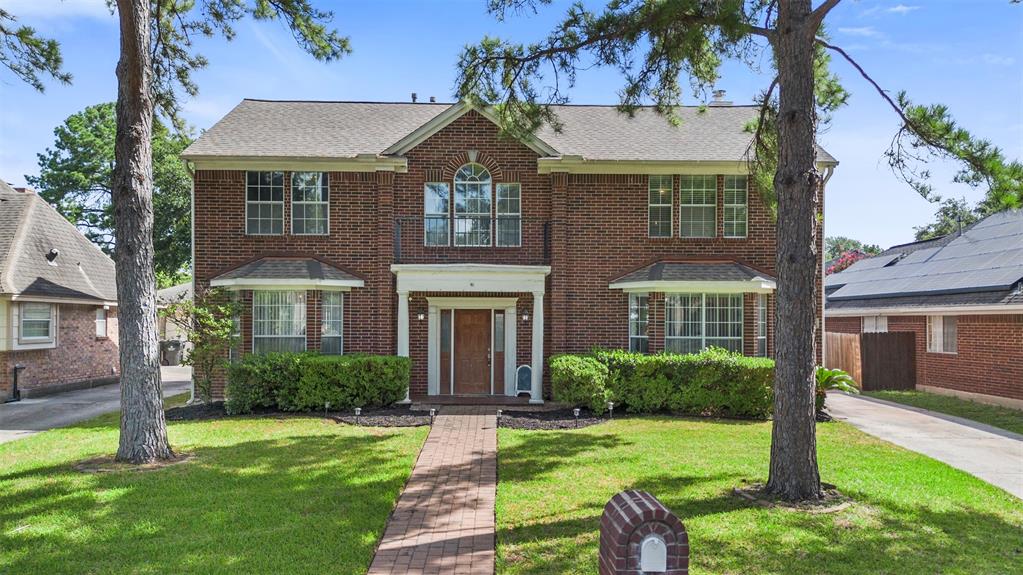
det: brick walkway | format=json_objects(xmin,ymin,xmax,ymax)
[{"xmin": 368, "ymin": 407, "xmax": 497, "ymax": 575}]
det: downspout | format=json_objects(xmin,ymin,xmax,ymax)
[
  {"xmin": 184, "ymin": 159, "xmax": 196, "ymax": 405},
  {"xmin": 818, "ymin": 163, "xmax": 834, "ymax": 364}
]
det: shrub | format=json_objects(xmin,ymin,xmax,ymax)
[
  {"xmin": 815, "ymin": 366, "xmax": 859, "ymax": 411},
  {"xmin": 286, "ymin": 354, "xmax": 410, "ymax": 411},
  {"xmin": 556, "ymin": 348, "xmax": 775, "ymax": 419},
  {"xmin": 549, "ymin": 354, "xmax": 610, "ymax": 413},
  {"xmin": 225, "ymin": 352, "xmax": 307, "ymax": 415},
  {"xmin": 225, "ymin": 352, "xmax": 409, "ymax": 414}
]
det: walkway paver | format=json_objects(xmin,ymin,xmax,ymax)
[
  {"xmin": 369, "ymin": 406, "xmax": 497, "ymax": 575},
  {"xmin": 828, "ymin": 392, "xmax": 1023, "ymax": 499}
]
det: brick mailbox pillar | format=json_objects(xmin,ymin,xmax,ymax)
[{"xmin": 599, "ymin": 490, "xmax": 689, "ymax": 575}]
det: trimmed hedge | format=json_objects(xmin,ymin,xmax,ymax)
[
  {"xmin": 225, "ymin": 352, "xmax": 410, "ymax": 415},
  {"xmin": 552, "ymin": 348, "xmax": 775, "ymax": 419}
]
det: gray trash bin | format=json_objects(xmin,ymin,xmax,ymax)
[{"xmin": 161, "ymin": 340, "xmax": 183, "ymax": 366}]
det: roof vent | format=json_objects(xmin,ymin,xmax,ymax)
[
  {"xmin": 411, "ymin": 92, "xmax": 418, "ymax": 103},
  {"xmin": 429, "ymin": 96, "xmax": 436, "ymax": 103},
  {"xmin": 46, "ymin": 248, "xmax": 59, "ymax": 264},
  {"xmin": 709, "ymin": 89, "xmax": 732, "ymax": 107},
  {"xmin": 13, "ymin": 186, "xmax": 36, "ymax": 194}
]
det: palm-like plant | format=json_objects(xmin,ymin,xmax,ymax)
[{"xmin": 815, "ymin": 367, "xmax": 860, "ymax": 412}]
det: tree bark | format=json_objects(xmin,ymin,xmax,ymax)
[
  {"xmin": 765, "ymin": 0, "xmax": 823, "ymax": 501},
  {"xmin": 113, "ymin": 0, "xmax": 173, "ymax": 463}
]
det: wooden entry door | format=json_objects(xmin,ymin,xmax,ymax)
[{"xmin": 454, "ymin": 309, "xmax": 491, "ymax": 394}]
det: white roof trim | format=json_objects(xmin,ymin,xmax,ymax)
[
  {"xmin": 391, "ymin": 263, "xmax": 551, "ymax": 294},
  {"xmin": 826, "ymin": 304, "xmax": 1023, "ymax": 317},
  {"xmin": 383, "ymin": 101, "xmax": 560, "ymax": 157},
  {"xmin": 210, "ymin": 278, "xmax": 364, "ymax": 290},
  {"xmin": 538, "ymin": 156, "xmax": 837, "ymax": 175},
  {"xmin": 7, "ymin": 294, "xmax": 118, "ymax": 307},
  {"xmin": 183, "ymin": 154, "xmax": 408, "ymax": 173},
  {"xmin": 608, "ymin": 279, "xmax": 776, "ymax": 293}
]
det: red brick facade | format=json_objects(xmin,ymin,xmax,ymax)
[
  {"xmin": 193, "ymin": 110, "xmax": 824, "ymax": 399},
  {"xmin": 0, "ymin": 304, "xmax": 119, "ymax": 397},
  {"xmin": 825, "ymin": 313, "xmax": 1023, "ymax": 402}
]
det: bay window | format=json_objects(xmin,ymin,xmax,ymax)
[
  {"xmin": 756, "ymin": 294, "xmax": 768, "ymax": 357},
  {"xmin": 320, "ymin": 291, "xmax": 343, "ymax": 354},
  {"xmin": 665, "ymin": 293, "xmax": 743, "ymax": 353},
  {"xmin": 252, "ymin": 290, "xmax": 306, "ymax": 353},
  {"xmin": 629, "ymin": 293, "xmax": 649, "ymax": 353}
]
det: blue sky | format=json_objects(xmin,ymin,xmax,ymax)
[{"xmin": 1, "ymin": 0, "xmax": 1020, "ymax": 249}]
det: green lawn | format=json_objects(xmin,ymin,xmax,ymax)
[
  {"xmin": 864, "ymin": 390, "xmax": 1023, "ymax": 435},
  {"xmin": 496, "ymin": 418, "xmax": 1023, "ymax": 575},
  {"xmin": 0, "ymin": 395, "xmax": 428, "ymax": 575}
]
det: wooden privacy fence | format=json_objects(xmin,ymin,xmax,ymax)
[{"xmin": 825, "ymin": 331, "xmax": 916, "ymax": 391}]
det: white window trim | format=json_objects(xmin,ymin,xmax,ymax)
[
  {"xmin": 14, "ymin": 302, "xmax": 57, "ymax": 349},
  {"xmin": 496, "ymin": 183, "xmax": 522, "ymax": 247},
  {"xmin": 679, "ymin": 175, "xmax": 717, "ymax": 238},
  {"xmin": 648, "ymin": 175, "xmax": 672, "ymax": 238},
  {"xmin": 926, "ymin": 315, "xmax": 958, "ymax": 354},
  {"xmin": 290, "ymin": 171, "xmax": 330, "ymax": 236},
  {"xmin": 664, "ymin": 293, "xmax": 744, "ymax": 353},
  {"xmin": 251, "ymin": 290, "xmax": 307, "ymax": 353},
  {"xmin": 424, "ymin": 182, "xmax": 451, "ymax": 246},
  {"xmin": 723, "ymin": 175, "xmax": 748, "ymax": 239},
  {"xmin": 320, "ymin": 291, "xmax": 344, "ymax": 355},
  {"xmin": 453, "ymin": 163, "xmax": 493, "ymax": 247},
  {"xmin": 862, "ymin": 315, "xmax": 888, "ymax": 333},
  {"xmin": 245, "ymin": 171, "xmax": 285, "ymax": 236},
  {"xmin": 629, "ymin": 293, "xmax": 649, "ymax": 352},
  {"xmin": 95, "ymin": 307, "xmax": 109, "ymax": 338}
]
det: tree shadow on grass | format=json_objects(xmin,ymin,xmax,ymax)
[{"xmin": 0, "ymin": 430, "xmax": 422, "ymax": 575}]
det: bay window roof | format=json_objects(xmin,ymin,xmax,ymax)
[
  {"xmin": 609, "ymin": 260, "xmax": 776, "ymax": 293},
  {"xmin": 210, "ymin": 256, "xmax": 364, "ymax": 290}
]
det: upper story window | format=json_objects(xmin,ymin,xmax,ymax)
[
  {"xmin": 454, "ymin": 163, "xmax": 492, "ymax": 246},
  {"xmin": 723, "ymin": 175, "xmax": 748, "ymax": 238},
  {"xmin": 496, "ymin": 183, "xmax": 521, "ymax": 247},
  {"xmin": 926, "ymin": 315, "xmax": 957, "ymax": 354},
  {"xmin": 246, "ymin": 171, "xmax": 284, "ymax": 235},
  {"xmin": 424, "ymin": 182, "xmax": 451, "ymax": 246},
  {"xmin": 679, "ymin": 175, "xmax": 716, "ymax": 238},
  {"xmin": 291, "ymin": 172, "xmax": 329, "ymax": 235},
  {"xmin": 664, "ymin": 293, "xmax": 743, "ymax": 354},
  {"xmin": 648, "ymin": 175, "xmax": 672, "ymax": 238},
  {"xmin": 629, "ymin": 293, "xmax": 649, "ymax": 353},
  {"xmin": 20, "ymin": 302, "xmax": 55, "ymax": 343}
]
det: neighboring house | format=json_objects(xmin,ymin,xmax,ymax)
[
  {"xmin": 157, "ymin": 282, "xmax": 192, "ymax": 344},
  {"xmin": 182, "ymin": 98, "xmax": 835, "ymax": 401},
  {"xmin": 0, "ymin": 181, "xmax": 119, "ymax": 399},
  {"xmin": 826, "ymin": 209, "xmax": 1023, "ymax": 408}
]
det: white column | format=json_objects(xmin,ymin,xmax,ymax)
[
  {"xmin": 530, "ymin": 291, "xmax": 544, "ymax": 404},
  {"xmin": 397, "ymin": 290, "xmax": 411, "ymax": 403}
]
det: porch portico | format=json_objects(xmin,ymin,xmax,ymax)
[{"xmin": 391, "ymin": 264, "xmax": 551, "ymax": 403}]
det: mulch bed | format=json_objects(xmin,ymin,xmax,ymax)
[
  {"xmin": 166, "ymin": 401, "xmax": 228, "ymax": 421},
  {"xmin": 333, "ymin": 407, "xmax": 430, "ymax": 427},
  {"xmin": 498, "ymin": 408, "xmax": 609, "ymax": 430},
  {"xmin": 732, "ymin": 481, "xmax": 852, "ymax": 514}
]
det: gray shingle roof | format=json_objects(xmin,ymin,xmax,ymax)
[
  {"xmin": 612, "ymin": 260, "xmax": 776, "ymax": 284},
  {"xmin": 182, "ymin": 100, "xmax": 837, "ymax": 164},
  {"xmin": 0, "ymin": 182, "xmax": 117, "ymax": 302},
  {"xmin": 157, "ymin": 282, "xmax": 193, "ymax": 306},
  {"xmin": 826, "ymin": 209, "xmax": 1023, "ymax": 307},
  {"xmin": 211, "ymin": 257, "xmax": 362, "ymax": 283}
]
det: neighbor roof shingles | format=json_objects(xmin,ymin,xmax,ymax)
[
  {"xmin": 0, "ymin": 183, "xmax": 117, "ymax": 301},
  {"xmin": 182, "ymin": 100, "xmax": 837, "ymax": 164}
]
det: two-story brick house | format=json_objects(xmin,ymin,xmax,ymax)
[{"xmin": 182, "ymin": 99, "xmax": 834, "ymax": 402}]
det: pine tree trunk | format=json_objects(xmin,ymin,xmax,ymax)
[
  {"xmin": 113, "ymin": 0, "xmax": 173, "ymax": 463},
  {"xmin": 764, "ymin": 0, "xmax": 823, "ymax": 501}
]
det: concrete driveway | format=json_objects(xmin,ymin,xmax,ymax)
[
  {"xmin": 0, "ymin": 366, "xmax": 191, "ymax": 444},
  {"xmin": 827, "ymin": 392, "xmax": 1023, "ymax": 499}
]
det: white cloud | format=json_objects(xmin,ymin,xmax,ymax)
[
  {"xmin": 838, "ymin": 26, "xmax": 880, "ymax": 37},
  {"xmin": 1, "ymin": 0, "xmax": 113, "ymax": 20},
  {"xmin": 982, "ymin": 53, "xmax": 1016, "ymax": 67},
  {"xmin": 887, "ymin": 4, "xmax": 920, "ymax": 15}
]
